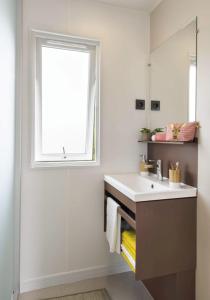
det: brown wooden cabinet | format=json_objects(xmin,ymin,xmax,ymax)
[{"xmin": 104, "ymin": 182, "xmax": 197, "ymax": 300}]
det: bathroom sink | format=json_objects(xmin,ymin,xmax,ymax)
[{"xmin": 104, "ymin": 173, "xmax": 197, "ymax": 202}]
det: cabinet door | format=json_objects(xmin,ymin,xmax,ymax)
[{"xmin": 135, "ymin": 197, "xmax": 196, "ymax": 280}]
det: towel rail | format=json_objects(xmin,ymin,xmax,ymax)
[{"xmin": 118, "ymin": 207, "xmax": 136, "ymax": 230}]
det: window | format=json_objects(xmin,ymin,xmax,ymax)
[{"xmin": 32, "ymin": 31, "xmax": 100, "ymax": 167}]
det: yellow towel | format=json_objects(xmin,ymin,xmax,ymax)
[
  {"xmin": 122, "ymin": 230, "xmax": 136, "ymax": 251},
  {"xmin": 121, "ymin": 252, "xmax": 135, "ymax": 273},
  {"xmin": 121, "ymin": 230, "xmax": 136, "ymax": 273},
  {"xmin": 122, "ymin": 240, "xmax": 135, "ymax": 260}
]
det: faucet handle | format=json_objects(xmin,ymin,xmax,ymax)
[
  {"xmin": 146, "ymin": 160, "xmax": 156, "ymax": 170},
  {"xmin": 148, "ymin": 160, "xmax": 155, "ymax": 166}
]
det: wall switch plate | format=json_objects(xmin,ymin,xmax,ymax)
[
  {"xmin": 151, "ymin": 100, "xmax": 160, "ymax": 111},
  {"xmin": 136, "ymin": 99, "xmax": 145, "ymax": 110}
]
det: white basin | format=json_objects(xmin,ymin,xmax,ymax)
[{"xmin": 104, "ymin": 173, "xmax": 197, "ymax": 202}]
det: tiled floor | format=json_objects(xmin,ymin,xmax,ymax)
[{"xmin": 19, "ymin": 272, "xmax": 152, "ymax": 300}]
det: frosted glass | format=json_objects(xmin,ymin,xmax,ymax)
[{"xmin": 41, "ymin": 46, "xmax": 90, "ymax": 154}]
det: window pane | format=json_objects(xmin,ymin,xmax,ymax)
[{"xmin": 41, "ymin": 46, "xmax": 90, "ymax": 154}]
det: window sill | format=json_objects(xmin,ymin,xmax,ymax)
[{"xmin": 31, "ymin": 160, "xmax": 100, "ymax": 169}]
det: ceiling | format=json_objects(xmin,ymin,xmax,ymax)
[{"xmin": 94, "ymin": 0, "xmax": 163, "ymax": 12}]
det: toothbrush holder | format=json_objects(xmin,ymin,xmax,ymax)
[{"xmin": 169, "ymin": 169, "xmax": 181, "ymax": 188}]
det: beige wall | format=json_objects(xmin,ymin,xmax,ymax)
[
  {"xmin": 151, "ymin": 1, "xmax": 210, "ymax": 299},
  {"xmin": 20, "ymin": 0, "xmax": 149, "ymax": 292}
]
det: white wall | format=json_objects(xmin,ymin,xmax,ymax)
[
  {"xmin": 151, "ymin": 1, "xmax": 210, "ymax": 299},
  {"xmin": 20, "ymin": 0, "xmax": 149, "ymax": 292},
  {"xmin": 0, "ymin": 0, "xmax": 16, "ymax": 299}
]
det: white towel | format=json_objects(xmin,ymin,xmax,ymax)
[
  {"xmin": 106, "ymin": 197, "xmax": 121, "ymax": 254},
  {"xmin": 121, "ymin": 244, "xmax": 136, "ymax": 269}
]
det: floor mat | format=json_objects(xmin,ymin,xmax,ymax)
[{"xmin": 44, "ymin": 289, "xmax": 112, "ymax": 300}]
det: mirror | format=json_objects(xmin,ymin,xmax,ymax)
[{"xmin": 148, "ymin": 19, "xmax": 197, "ymax": 129}]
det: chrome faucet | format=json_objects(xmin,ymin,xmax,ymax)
[{"xmin": 156, "ymin": 160, "xmax": 163, "ymax": 181}]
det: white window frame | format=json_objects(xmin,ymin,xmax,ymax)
[{"xmin": 31, "ymin": 30, "xmax": 100, "ymax": 168}]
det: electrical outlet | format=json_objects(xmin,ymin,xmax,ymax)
[
  {"xmin": 151, "ymin": 100, "xmax": 160, "ymax": 111},
  {"xmin": 136, "ymin": 99, "xmax": 145, "ymax": 110}
]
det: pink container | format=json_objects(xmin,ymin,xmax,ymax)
[
  {"xmin": 155, "ymin": 132, "xmax": 166, "ymax": 141},
  {"xmin": 166, "ymin": 123, "xmax": 181, "ymax": 141},
  {"xmin": 166, "ymin": 122, "xmax": 198, "ymax": 142},
  {"xmin": 178, "ymin": 122, "xmax": 197, "ymax": 141}
]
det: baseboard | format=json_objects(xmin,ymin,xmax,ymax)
[
  {"xmin": 11, "ymin": 290, "xmax": 19, "ymax": 300},
  {"xmin": 20, "ymin": 262, "xmax": 130, "ymax": 293}
]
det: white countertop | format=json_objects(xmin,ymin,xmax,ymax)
[{"xmin": 104, "ymin": 173, "xmax": 197, "ymax": 202}]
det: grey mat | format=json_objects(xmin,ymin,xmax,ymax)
[{"xmin": 45, "ymin": 289, "xmax": 112, "ymax": 300}]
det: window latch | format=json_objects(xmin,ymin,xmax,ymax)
[{"xmin": 62, "ymin": 146, "xmax": 67, "ymax": 159}]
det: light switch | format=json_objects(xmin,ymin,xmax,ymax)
[
  {"xmin": 136, "ymin": 99, "xmax": 145, "ymax": 110},
  {"xmin": 151, "ymin": 100, "xmax": 160, "ymax": 111}
]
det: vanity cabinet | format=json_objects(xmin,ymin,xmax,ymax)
[{"xmin": 104, "ymin": 182, "xmax": 196, "ymax": 300}]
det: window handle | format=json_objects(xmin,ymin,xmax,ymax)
[{"xmin": 62, "ymin": 146, "xmax": 67, "ymax": 159}]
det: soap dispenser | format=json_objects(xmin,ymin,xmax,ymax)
[{"xmin": 140, "ymin": 154, "xmax": 149, "ymax": 176}]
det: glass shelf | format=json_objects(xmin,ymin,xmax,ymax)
[{"xmin": 138, "ymin": 139, "xmax": 197, "ymax": 145}]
